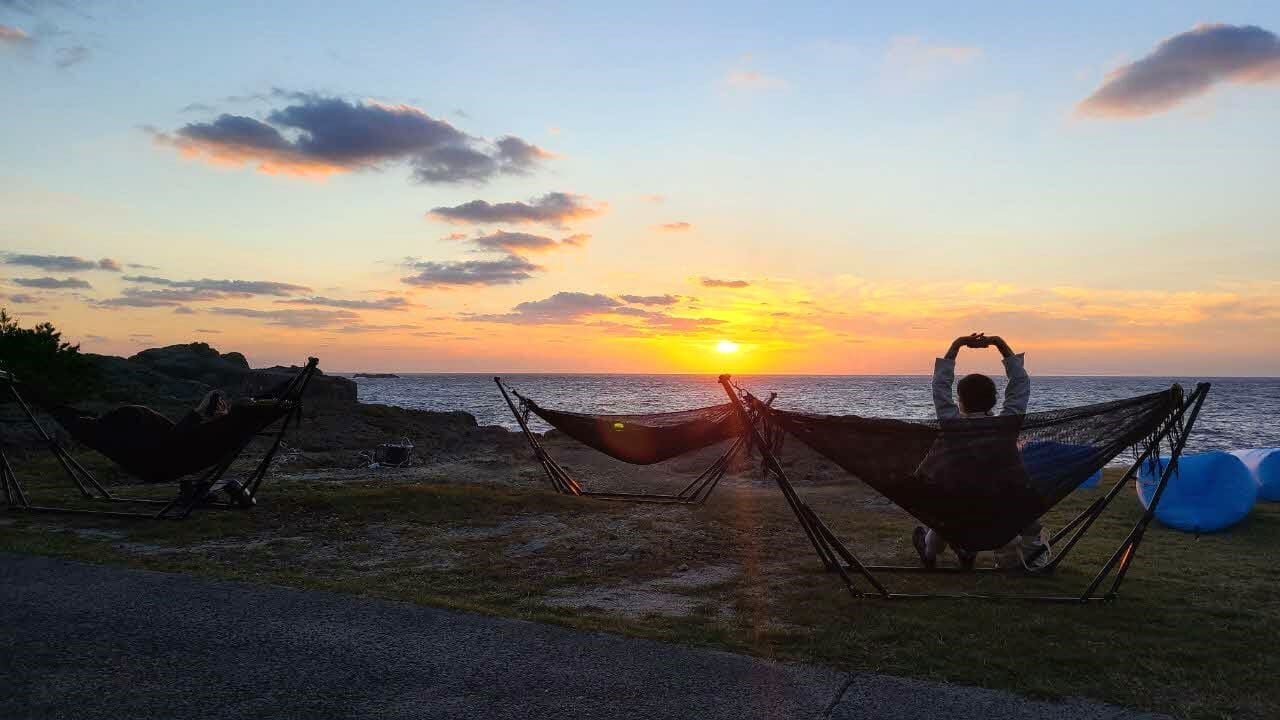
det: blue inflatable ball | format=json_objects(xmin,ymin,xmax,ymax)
[
  {"xmin": 1020, "ymin": 441, "xmax": 1103, "ymax": 490},
  {"xmin": 1136, "ymin": 452, "xmax": 1256, "ymax": 532},
  {"xmin": 1232, "ymin": 449, "xmax": 1280, "ymax": 502}
]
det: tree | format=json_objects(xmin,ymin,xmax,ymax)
[{"xmin": 0, "ymin": 309, "xmax": 98, "ymax": 401}]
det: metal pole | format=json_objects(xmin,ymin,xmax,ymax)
[
  {"xmin": 720, "ymin": 375, "xmax": 889, "ymax": 597},
  {"xmin": 1080, "ymin": 383, "xmax": 1208, "ymax": 600},
  {"xmin": 1105, "ymin": 383, "xmax": 1209, "ymax": 597},
  {"xmin": 495, "ymin": 378, "xmax": 579, "ymax": 495}
]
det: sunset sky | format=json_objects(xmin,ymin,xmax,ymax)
[{"xmin": 2, "ymin": 2, "xmax": 1278, "ymax": 375}]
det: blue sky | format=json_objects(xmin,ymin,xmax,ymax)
[{"xmin": 2, "ymin": 1, "xmax": 1278, "ymax": 374}]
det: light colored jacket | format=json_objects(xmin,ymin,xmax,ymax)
[{"xmin": 932, "ymin": 354, "xmax": 1030, "ymax": 420}]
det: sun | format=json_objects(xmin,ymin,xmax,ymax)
[{"xmin": 715, "ymin": 340, "xmax": 740, "ymax": 354}]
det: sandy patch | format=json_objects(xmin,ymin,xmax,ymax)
[{"xmin": 543, "ymin": 563, "xmax": 740, "ymax": 619}]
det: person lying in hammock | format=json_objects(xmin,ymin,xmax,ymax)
[
  {"xmin": 912, "ymin": 333, "xmax": 1049, "ymax": 571},
  {"xmin": 81, "ymin": 389, "xmax": 230, "ymax": 437}
]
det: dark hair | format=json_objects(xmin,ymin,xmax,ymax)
[{"xmin": 956, "ymin": 373, "xmax": 997, "ymax": 413}]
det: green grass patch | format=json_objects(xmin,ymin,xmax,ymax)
[{"xmin": 1, "ymin": 467, "xmax": 1276, "ymax": 719}]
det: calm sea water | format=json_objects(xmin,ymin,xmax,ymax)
[{"xmin": 345, "ymin": 374, "xmax": 1280, "ymax": 455}]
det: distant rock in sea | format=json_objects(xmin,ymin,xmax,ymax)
[{"xmin": 353, "ymin": 372, "xmax": 400, "ymax": 379}]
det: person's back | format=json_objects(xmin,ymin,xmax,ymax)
[{"xmin": 912, "ymin": 333, "xmax": 1049, "ymax": 570}]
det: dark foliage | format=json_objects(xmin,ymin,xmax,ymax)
[{"xmin": 0, "ymin": 309, "xmax": 99, "ymax": 402}]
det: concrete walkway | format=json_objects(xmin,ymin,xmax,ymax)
[{"xmin": 0, "ymin": 553, "xmax": 1165, "ymax": 719}]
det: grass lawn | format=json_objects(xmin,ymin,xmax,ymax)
[{"xmin": 1, "ymin": 456, "xmax": 1276, "ymax": 720}]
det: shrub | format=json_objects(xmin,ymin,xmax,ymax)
[{"xmin": 0, "ymin": 309, "xmax": 99, "ymax": 401}]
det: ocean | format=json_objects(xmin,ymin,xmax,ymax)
[{"xmin": 346, "ymin": 374, "xmax": 1280, "ymax": 456}]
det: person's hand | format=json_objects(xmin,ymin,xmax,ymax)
[
  {"xmin": 987, "ymin": 335, "xmax": 1014, "ymax": 357},
  {"xmin": 946, "ymin": 333, "xmax": 985, "ymax": 358}
]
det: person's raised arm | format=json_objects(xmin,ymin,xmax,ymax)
[
  {"xmin": 935, "ymin": 334, "xmax": 982, "ymax": 418},
  {"xmin": 988, "ymin": 336, "xmax": 1030, "ymax": 415}
]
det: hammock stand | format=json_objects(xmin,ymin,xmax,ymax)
[
  {"xmin": 717, "ymin": 375, "xmax": 1210, "ymax": 603},
  {"xmin": 495, "ymin": 377, "xmax": 762, "ymax": 505},
  {"xmin": 1, "ymin": 358, "xmax": 319, "ymax": 520}
]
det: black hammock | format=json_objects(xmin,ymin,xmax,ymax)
[
  {"xmin": 719, "ymin": 374, "xmax": 1210, "ymax": 602},
  {"xmin": 753, "ymin": 388, "xmax": 1181, "ymax": 551},
  {"xmin": 47, "ymin": 401, "xmax": 295, "ymax": 484},
  {"xmin": 496, "ymin": 377, "xmax": 752, "ymax": 503},
  {"xmin": 2, "ymin": 358, "xmax": 319, "ymax": 520}
]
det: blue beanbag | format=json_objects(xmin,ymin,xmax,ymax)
[
  {"xmin": 1020, "ymin": 441, "xmax": 1103, "ymax": 489},
  {"xmin": 1232, "ymin": 449, "xmax": 1280, "ymax": 502},
  {"xmin": 1136, "ymin": 452, "xmax": 1256, "ymax": 532}
]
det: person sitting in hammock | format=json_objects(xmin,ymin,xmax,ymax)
[
  {"xmin": 912, "ymin": 332, "xmax": 1048, "ymax": 570},
  {"xmin": 48, "ymin": 389, "xmax": 234, "ymax": 481}
]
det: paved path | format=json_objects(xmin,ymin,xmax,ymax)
[{"xmin": 0, "ymin": 553, "xmax": 1165, "ymax": 720}]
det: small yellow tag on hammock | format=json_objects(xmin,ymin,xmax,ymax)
[{"xmin": 613, "ymin": 421, "xmax": 625, "ymax": 432}]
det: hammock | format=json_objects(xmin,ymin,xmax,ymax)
[
  {"xmin": 762, "ymin": 390, "xmax": 1179, "ymax": 551},
  {"xmin": 523, "ymin": 402, "xmax": 742, "ymax": 465},
  {"xmin": 717, "ymin": 375, "xmax": 1210, "ymax": 602},
  {"xmin": 496, "ymin": 378, "xmax": 753, "ymax": 503},
  {"xmin": 2, "ymin": 358, "xmax": 319, "ymax": 520},
  {"xmin": 47, "ymin": 401, "xmax": 294, "ymax": 484}
]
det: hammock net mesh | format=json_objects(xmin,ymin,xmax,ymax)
[
  {"xmin": 50, "ymin": 402, "xmax": 293, "ymax": 484},
  {"xmin": 525, "ymin": 401, "xmax": 744, "ymax": 466},
  {"xmin": 757, "ymin": 388, "xmax": 1180, "ymax": 551}
]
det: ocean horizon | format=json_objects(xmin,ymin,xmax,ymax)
[{"xmin": 343, "ymin": 373, "xmax": 1280, "ymax": 457}]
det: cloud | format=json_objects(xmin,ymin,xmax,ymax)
[
  {"xmin": 656, "ymin": 221, "xmax": 692, "ymax": 232},
  {"xmin": 333, "ymin": 323, "xmax": 422, "ymax": 333},
  {"xmin": 640, "ymin": 193, "xmax": 666, "ymax": 204},
  {"xmin": 467, "ymin": 291, "xmax": 724, "ymax": 334},
  {"xmin": 97, "ymin": 276, "xmax": 313, "ymax": 308},
  {"xmin": 173, "ymin": 306, "xmax": 196, "ymax": 314},
  {"xmin": 209, "ymin": 307, "xmax": 360, "ymax": 328},
  {"xmin": 194, "ymin": 328, "xmax": 221, "ymax": 333},
  {"xmin": 275, "ymin": 295, "xmax": 409, "ymax": 310},
  {"xmin": 401, "ymin": 256, "xmax": 541, "ymax": 287},
  {"xmin": 619, "ymin": 294, "xmax": 681, "ymax": 306},
  {"xmin": 1077, "ymin": 24, "xmax": 1280, "ymax": 119},
  {"xmin": 427, "ymin": 192, "xmax": 604, "ymax": 227},
  {"xmin": 151, "ymin": 94, "xmax": 551, "ymax": 183},
  {"xmin": 883, "ymin": 36, "xmax": 982, "ymax": 84},
  {"xmin": 54, "ymin": 44, "xmax": 87, "ymax": 68},
  {"xmin": 97, "ymin": 292, "xmax": 191, "ymax": 308},
  {"xmin": 725, "ymin": 68, "xmax": 787, "ymax": 91},
  {"xmin": 469, "ymin": 292, "xmax": 623, "ymax": 324},
  {"xmin": 699, "ymin": 276, "xmax": 750, "ymax": 288},
  {"xmin": 0, "ymin": 24, "xmax": 31, "ymax": 45},
  {"xmin": 12, "ymin": 277, "xmax": 90, "ymax": 289},
  {"xmin": 121, "ymin": 276, "xmax": 310, "ymax": 296},
  {"xmin": 5, "ymin": 293, "xmax": 38, "ymax": 303},
  {"xmin": 463, "ymin": 230, "xmax": 589, "ymax": 255},
  {"xmin": 4, "ymin": 254, "xmax": 121, "ymax": 272}
]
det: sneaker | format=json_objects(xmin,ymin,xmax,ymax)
[
  {"xmin": 912, "ymin": 526, "xmax": 936, "ymax": 569},
  {"xmin": 1018, "ymin": 536, "xmax": 1052, "ymax": 573},
  {"xmin": 224, "ymin": 480, "xmax": 256, "ymax": 509}
]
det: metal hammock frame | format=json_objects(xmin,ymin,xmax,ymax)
[
  {"xmin": 1, "ymin": 358, "xmax": 319, "ymax": 520},
  {"xmin": 717, "ymin": 374, "xmax": 1211, "ymax": 603},
  {"xmin": 496, "ymin": 377, "xmax": 762, "ymax": 505}
]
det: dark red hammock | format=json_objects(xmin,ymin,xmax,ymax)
[
  {"xmin": 754, "ymin": 388, "xmax": 1182, "ymax": 551},
  {"xmin": 48, "ymin": 401, "xmax": 294, "ymax": 484},
  {"xmin": 523, "ymin": 401, "xmax": 743, "ymax": 465}
]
